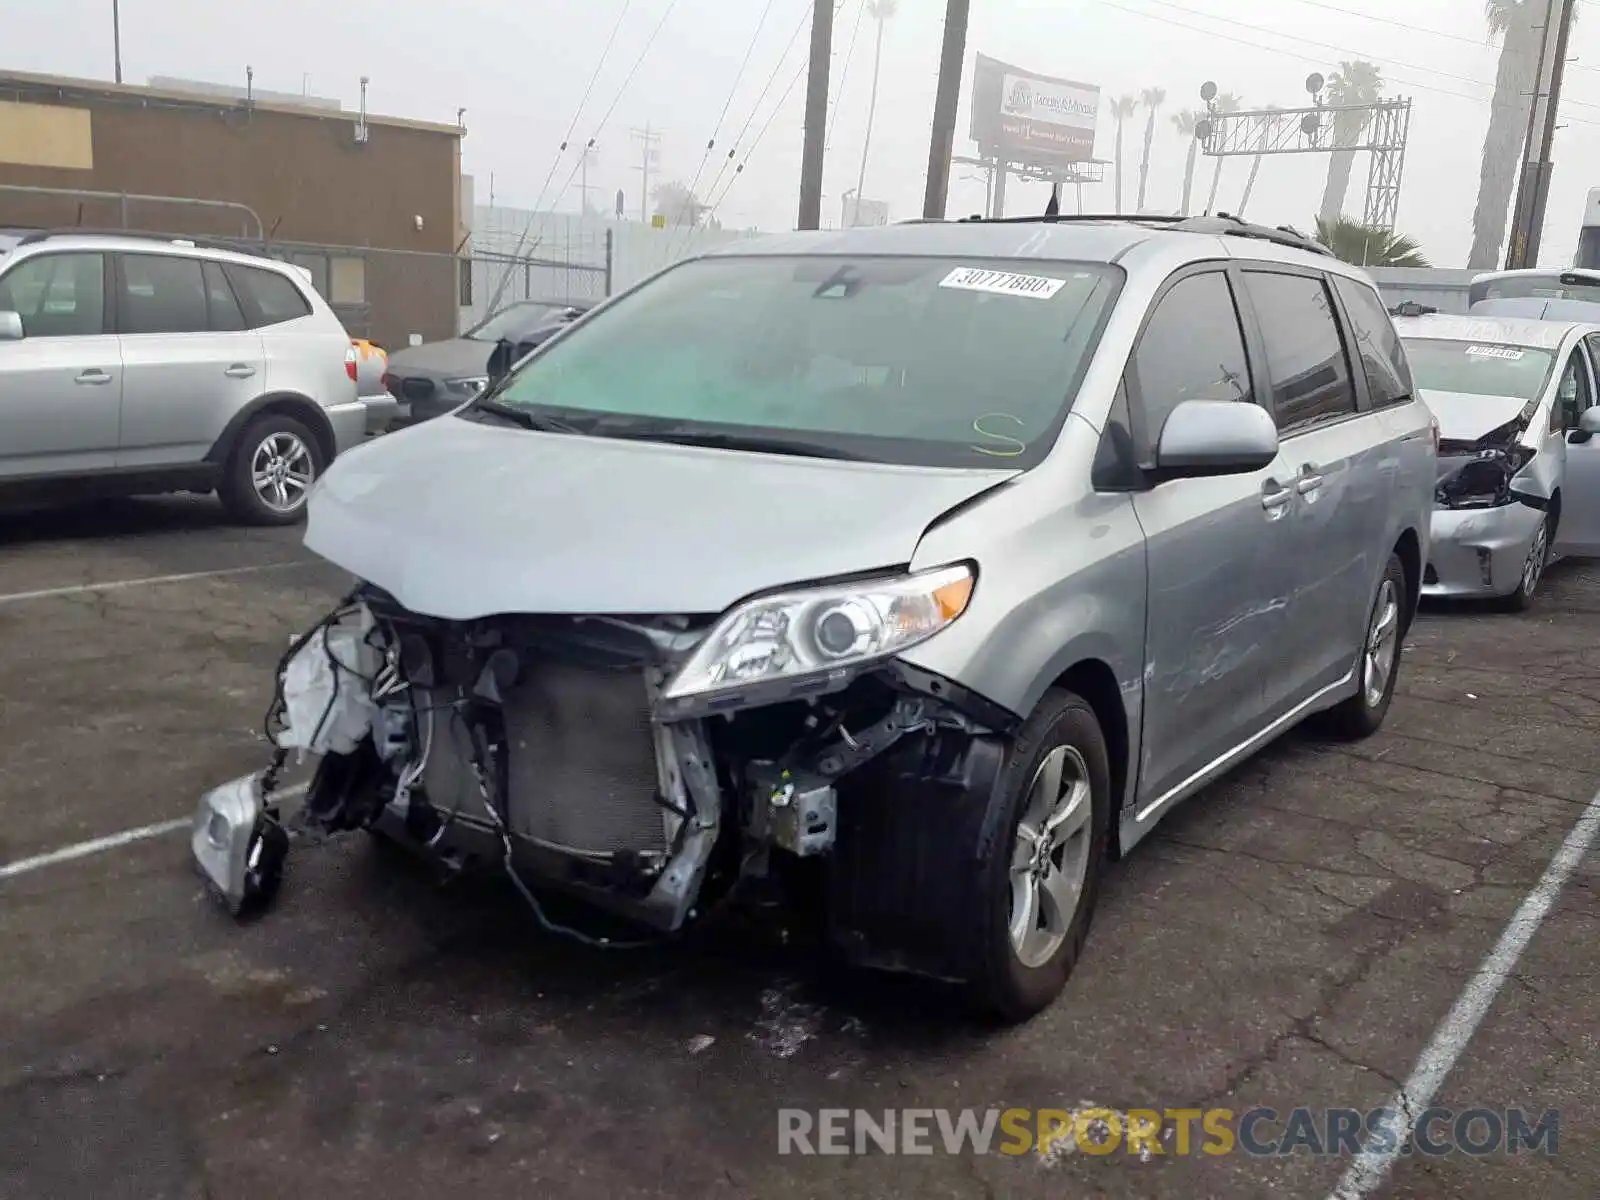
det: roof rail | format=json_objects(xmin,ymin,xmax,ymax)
[
  {"xmin": 15, "ymin": 228, "xmax": 261, "ymax": 254},
  {"xmin": 933, "ymin": 209, "xmax": 1334, "ymax": 257}
]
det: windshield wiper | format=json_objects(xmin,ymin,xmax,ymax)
[
  {"xmin": 596, "ymin": 424, "xmax": 869, "ymax": 461},
  {"xmin": 466, "ymin": 398, "xmax": 589, "ymax": 434}
]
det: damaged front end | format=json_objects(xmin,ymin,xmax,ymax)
[
  {"xmin": 1434, "ymin": 407, "xmax": 1549, "ymax": 513},
  {"xmin": 194, "ymin": 564, "xmax": 1012, "ymax": 974}
]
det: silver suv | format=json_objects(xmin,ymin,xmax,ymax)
[
  {"xmin": 194, "ymin": 215, "xmax": 1437, "ymax": 1022},
  {"xmin": 0, "ymin": 231, "xmax": 365, "ymax": 524}
]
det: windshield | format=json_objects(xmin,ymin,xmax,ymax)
[
  {"xmin": 1469, "ymin": 272, "xmax": 1600, "ymax": 306},
  {"xmin": 464, "ymin": 302, "xmax": 566, "ymax": 342},
  {"xmin": 1401, "ymin": 337, "xmax": 1557, "ymax": 401},
  {"xmin": 484, "ymin": 254, "xmax": 1123, "ymax": 468}
]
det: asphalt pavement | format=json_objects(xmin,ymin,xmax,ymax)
[{"xmin": 0, "ymin": 495, "xmax": 1595, "ymax": 1200}]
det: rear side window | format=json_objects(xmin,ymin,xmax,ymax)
[
  {"xmin": 1127, "ymin": 269, "xmax": 1253, "ymax": 457},
  {"xmin": 0, "ymin": 252, "xmax": 105, "ymax": 337},
  {"xmin": 1240, "ymin": 270, "xmax": 1358, "ymax": 433},
  {"xmin": 226, "ymin": 264, "xmax": 313, "ymax": 327},
  {"xmin": 118, "ymin": 254, "xmax": 208, "ymax": 335},
  {"xmin": 202, "ymin": 261, "xmax": 247, "ymax": 332},
  {"xmin": 1332, "ymin": 275, "xmax": 1413, "ymax": 408}
]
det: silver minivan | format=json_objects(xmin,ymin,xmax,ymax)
[
  {"xmin": 0, "ymin": 230, "xmax": 365, "ymax": 524},
  {"xmin": 195, "ymin": 216, "xmax": 1436, "ymax": 1021}
]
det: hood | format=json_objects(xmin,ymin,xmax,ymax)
[
  {"xmin": 383, "ymin": 338, "xmax": 493, "ymax": 379},
  {"xmin": 303, "ymin": 416, "xmax": 1019, "ymax": 619},
  {"xmin": 1419, "ymin": 390, "xmax": 1535, "ymax": 445}
]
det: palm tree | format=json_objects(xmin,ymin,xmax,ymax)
[
  {"xmin": 1171, "ymin": 109, "xmax": 1203, "ymax": 215},
  {"xmin": 852, "ymin": 0, "xmax": 898, "ymax": 220},
  {"xmin": 1470, "ymin": 2, "xmax": 1576, "ymax": 268},
  {"xmin": 1110, "ymin": 94, "xmax": 1139, "ymax": 214},
  {"xmin": 1318, "ymin": 61, "xmax": 1384, "ymax": 224},
  {"xmin": 1136, "ymin": 87, "xmax": 1166, "ymax": 213},
  {"xmin": 1238, "ymin": 106, "xmax": 1284, "ymax": 217},
  {"xmin": 1204, "ymin": 92, "xmax": 1241, "ymax": 214},
  {"xmin": 1315, "ymin": 215, "xmax": 1429, "ymax": 267}
]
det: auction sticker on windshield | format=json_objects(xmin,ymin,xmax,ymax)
[
  {"xmin": 939, "ymin": 267, "xmax": 1069, "ymax": 299},
  {"xmin": 1464, "ymin": 345, "xmax": 1527, "ymax": 360}
]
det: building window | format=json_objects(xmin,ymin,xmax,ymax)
[{"xmin": 330, "ymin": 255, "xmax": 367, "ymax": 306}]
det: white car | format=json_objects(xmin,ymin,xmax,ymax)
[{"xmin": 1395, "ymin": 312, "xmax": 1600, "ymax": 608}]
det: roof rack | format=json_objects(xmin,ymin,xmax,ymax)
[
  {"xmin": 14, "ymin": 228, "xmax": 260, "ymax": 254},
  {"xmin": 933, "ymin": 209, "xmax": 1333, "ymax": 257},
  {"xmin": 1389, "ymin": 301, "xmax": 1438, "ymax": 317}
]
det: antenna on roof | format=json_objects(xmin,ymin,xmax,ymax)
[{"xmin": 1044, "ymin": 183, "xmax": 1060, "ymax": 217}]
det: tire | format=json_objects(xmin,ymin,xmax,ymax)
[
  {"xmin": 219, "ymin": 412, "xmax": 325, "ymax": 526},
  {"xmin": 1495, "ymin": 514, "xmax": 1549, "ymax": 613},
  {"xmin": 1319, "ymin": 552, "xmax": 1407, "ymax": 741},
  {"xmin": 969, "ymin": 687, "xmax": 1111, "ymax": 1023}
]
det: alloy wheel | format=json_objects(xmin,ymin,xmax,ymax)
[
  {"xmin": 1521, "ymin": 520, "xmax": 1549, "ymax": 600},
  {"xmin": 250, "ymin": 431, "xmax": 315, "ymax": 514},
  {"xmin": 1362, "ymin": 577, "xmax": 1401, "ymax": 709},
  {"xmin": 1008, "ymin": 745, "xmax": 1095, "ymax": 969}
]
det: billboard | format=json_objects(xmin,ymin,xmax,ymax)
[{"xmin": 969, "ymin": 53, "xmax": 1099, "ymax": 164}]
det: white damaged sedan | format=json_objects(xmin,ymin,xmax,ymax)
[{"xmin": 1395, "ymin": 313, "xmax": 1600, "ymax": 609}]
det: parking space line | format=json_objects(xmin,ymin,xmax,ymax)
[
  {"xmin": 1328, "ymin": 785, "xmax": 1600, "ymax": 1199},
  {"xmin": 0, "ymin": 560, "xmax": 318, "ymax": 607},
  {"xmin": 0, "ymin": 783, "xmax": 308, "ymax": 881}
]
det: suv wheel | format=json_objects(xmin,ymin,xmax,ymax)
[
  {"xmin": 971, "ymin": 687, "xmax": 1110, "ymax": 1023},
  {"xmin": 221, "ymin": 413, "xmax": 324, "ymax": 526},
  {"xmin": 1319, "ymin": 552, "xmax": 1406, "ymax": 740}
]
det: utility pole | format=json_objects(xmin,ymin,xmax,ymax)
[
  {"xmin": 631, "ymin": 125, "xmax": 661, "ymax": 223},
  {"xmin": 578, "ymin": 143, "xmax": 598, "ymax": 215},
  {"xmin": 797, "ymin": 0, "xmax": 834, "ymax": 230},
  {"xmin": 922, "ymin": 0, "xmax": 972, "ymax": 219},
  {"xmin": 1506, "ymin": 0, "xmax": 1576, "ymax": 269},
  {"xmin": 111, "ymin": 0, "xmax": 123, "ymax": 84}
]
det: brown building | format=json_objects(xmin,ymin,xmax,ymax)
[{"xmin": 0, "ymin": 69, "xmax": 466, "ymax": 348}]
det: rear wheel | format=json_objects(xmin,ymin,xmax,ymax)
[
  {"xmin": 969, "ymin": 688, "xmax": 1110, "ymax": 1023},
  {"xmin": 1319, "ymin": 552, "xmax": 1406, "ymax": 740},
  {"xmin": 1496, "ymin": 515, "xmax": 1549, "ymax": 613},
  {"xmin": 220, "ymin": 413, "xmax": 324, "ymax": 526}
]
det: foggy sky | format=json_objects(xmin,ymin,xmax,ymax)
[{"xmin": 11, "ymin": 0, "xmax": 1600, "ymax": 268}]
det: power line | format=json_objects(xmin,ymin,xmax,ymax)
[
  {"xmin": 706, "ymin": 52, "xmax": 811, "ymax": 217},
  {"xmin": 680, "ymin": 0, "xmax": 782, "ymax": 211},
  {"xmin": 1093, "ymin": 0, "xmax": 1600, "ymax": 127},
  {"xmin": 826, "ymin": 0, "xmax": 868, "ymax": 149}
]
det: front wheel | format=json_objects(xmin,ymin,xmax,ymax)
[
  {"xmin": 1496, "ymin": 515, "xmax": 1549, "ymax": 613},
  {"xmin": 970, "ymin": 688, "xmax": 1110, "ymax": 1023},
  {"xmin": 1318, "ymin": 551, "xmax": 1407, "ymax": 741}
]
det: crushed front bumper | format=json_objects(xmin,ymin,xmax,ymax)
[{"xmin": 1422, "ymin": 503, "xmax": 1544, "ymax": 599}]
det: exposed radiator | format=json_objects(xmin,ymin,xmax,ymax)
[{"xmin": 420, "ymin": 659, "xmax": 668, "ymax": 858}]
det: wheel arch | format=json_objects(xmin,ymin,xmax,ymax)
[
  {"xmin": 207, "ymin": 392, "xmax": 338, "ymax": 470},
  {"xmin": 1393, "ymin": 525, "xmax": 1423, "ymax": 633},
  {"xmin": 1045, "ymin": 657, "xmax": 1131, "ymax": 861}
]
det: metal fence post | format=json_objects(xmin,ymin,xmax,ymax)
[{"xmin": 605, "ymin": 228, "xmax": 614, "ymax": 296}]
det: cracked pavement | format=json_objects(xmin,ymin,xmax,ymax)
[{"xmin": 0, "ymin": 496, "xmax": 1596, "ymax": 1199}]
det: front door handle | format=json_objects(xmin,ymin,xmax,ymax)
[
  {"xmin": 1296, "ymin": 473, "xmax": 1325, "ymax": 494},
  {"xmin": 74, "ymin": 369, "xmax": 112, "ymax": 385},
  {"xmin": 224, "ymin": 364, "xmax": 257, "ymax": 379}
]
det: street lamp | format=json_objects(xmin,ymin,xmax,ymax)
[{"xmin": 112, "ymin": 0, "xmax": 123, "ymax": 83}]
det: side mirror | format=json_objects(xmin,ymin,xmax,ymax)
[
  {"xmin": 0, "ymin": 311, "xmax": 23, "ymax": 341},
  {"xmin": 1154, "ymin": 399, "xmax": 1279, "ymax": 479},
  {"xmin": 1570, "ymin": 406, "xmax": 1600, "ymax": 444}
]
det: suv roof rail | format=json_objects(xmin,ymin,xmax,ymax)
[
  {"xmin": 926, "ymin": 209, "xmax": 1335, "ymax": 257},
  {"xmin": 14, "ymin": 228, "xmax": 262, "ymax": 254}
]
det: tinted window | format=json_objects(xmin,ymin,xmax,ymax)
[
  {"xmin": 1332, "ymin": 275, "xmax": 1412, "ymax": 407},
  {"xmin": 1556, "ymin": 351, "xmax": 1592, "ymax": 431},
  {"xmin": 203, "ymin": 261, "xmax": 246, "ymax": 332},
  {"xmin": 491, "ymin": 256, "xmax": 1123, "ymax": 469},
  {"xmin": 1241, "ymin": 271, "xmax": 1358, "ymax": 432},
  {"xmin": 230, "ymin": 265, "xmax": 312, "ymax": 326},
  {"xmin": 0, "ymin": 252, "xmax": 105, "ymax": 337},
  {"xmin": 119, "ymin": 254, "xmax": 207, "ymax": 334},
  {"xmin": 1127, "ymin": 270, "xmax": 1252, "ymax": 454}
]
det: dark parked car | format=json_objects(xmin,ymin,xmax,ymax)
[{"xmin": 382, "ymin": 300, "xmax": 590, "ymax": 427}]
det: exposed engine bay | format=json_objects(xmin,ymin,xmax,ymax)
[
  {"xmin": 1434, "ymin": 407, "xmax": 1550, "ymax": 512},
  {"xmin": 194, "ymin": 582, "xmax": 1016, "ymax": 975}
]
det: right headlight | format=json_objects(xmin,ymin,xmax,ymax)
[{"xmin": 661, "ymin": 563, "xmax": 976, "ymax": 706}]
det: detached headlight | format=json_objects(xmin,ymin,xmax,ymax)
[
  {"xmin": 446, "ymin": 375, "xmax": 488, "ymax": 397},
  {"xmin": 662, "ymin": 563, "xmax": 976, "ymax": 704}
]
